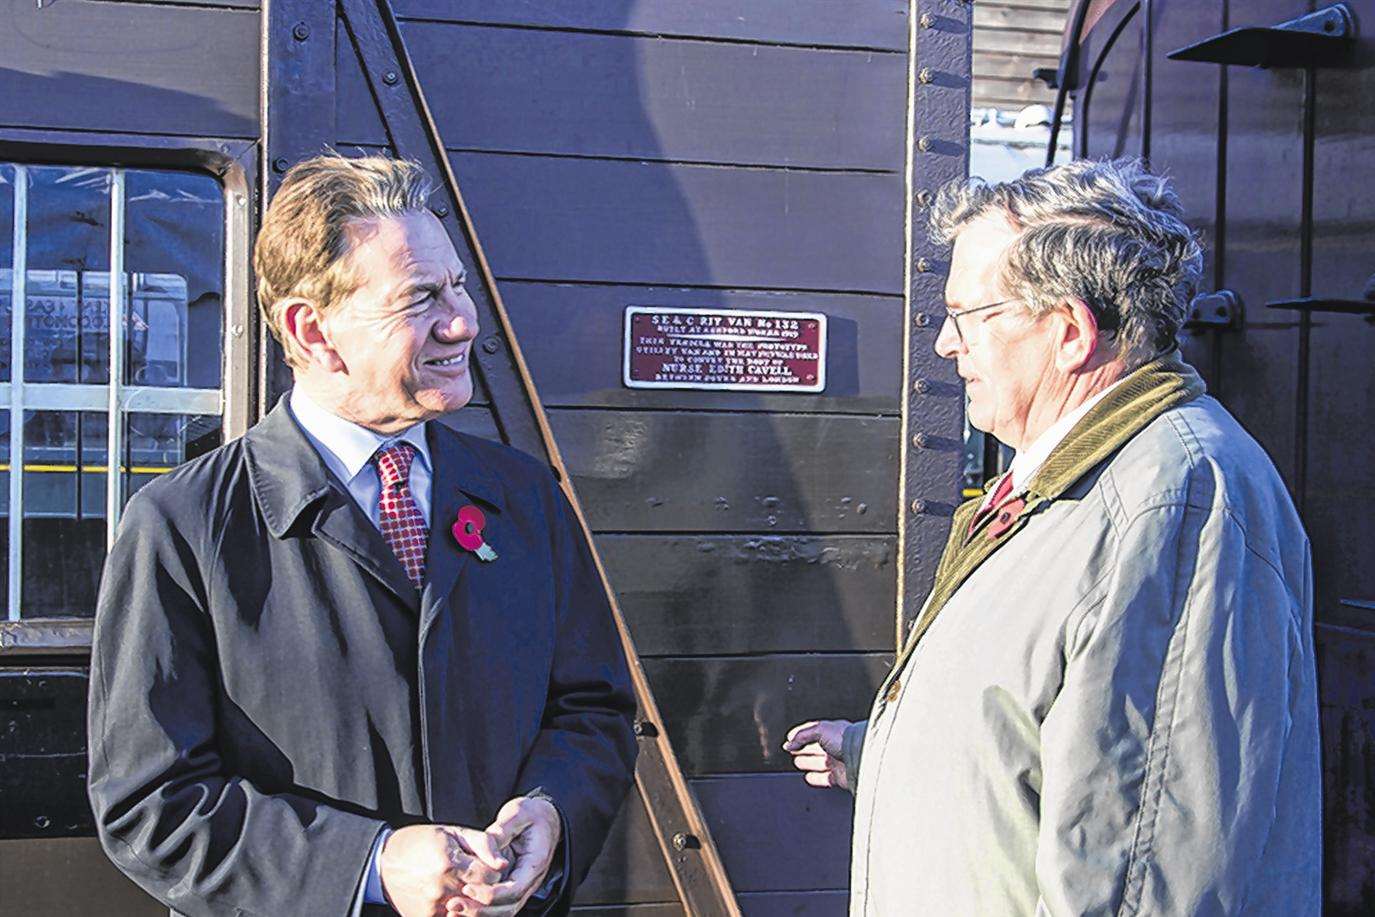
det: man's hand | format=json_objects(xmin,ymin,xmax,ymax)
[
  {"xmin": 380, "ymin": 824, "xmax": 508, "ymax": 917},
  {"xmin": 783, "ymin": 719, "xmax": 853, "ymax": 790},
  {"xmin": 447, "ymin": 796, "xmax": 562, "ymax": 916}
]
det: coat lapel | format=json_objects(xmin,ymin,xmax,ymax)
[
  {"xmin": 244, "ymin": 395, "xmax": 420, "ymax": 612},
  {"xmin": 419, "ymin": 421, "xmax": 506, "ymax": 638}
]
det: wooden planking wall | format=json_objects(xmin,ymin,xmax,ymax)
[
  {"xmin": 1074, "ymin": 1, "xmax": 1375, "ymax": 910},
  {"xmin": 973, "ymin": 0, "xmax": 1071, "ymax": 111},
  {"xmin": 359, "ymin": 5, "xmax": 915, "ymax": 910}
]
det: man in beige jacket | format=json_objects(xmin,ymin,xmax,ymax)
[{"xmin": 787, "ymin": 159, "xmax": 1321, "ymax": 915}]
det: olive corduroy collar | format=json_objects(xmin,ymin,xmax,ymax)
[{"xmin": 879, "ymin": 352, "xmax": 1206, "ymax": 701}]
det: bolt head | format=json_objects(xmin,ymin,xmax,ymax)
[
  {"xmin": 292, "ymin": 21, "xmax": 310, "ymax": 41},
  {"xmin": 914, "ymin": 312, "xmax": 931, "ymax": 328},
  {"xmin": 918, "ymin": 67, "xmax": 934, "ymax": 84},
  {"xmin": 383, "ymin": 70, "xmax": 400, "ymax": 85},
  {"xmin": 482, "ymin": 337, "xmax": 501, "ymax": 354},
  {"xmin": 919, "ymin": 12, "xmax": 935, "ymax": 28}
]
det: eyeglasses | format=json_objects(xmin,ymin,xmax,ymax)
[{"xmin": 943, "ymin": 298, "xmax": 1019, "ymax": 348}]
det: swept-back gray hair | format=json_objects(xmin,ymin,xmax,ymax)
[{"xmin": 929, "ymin": 158, "xmax": 1202, "ymax": 363}]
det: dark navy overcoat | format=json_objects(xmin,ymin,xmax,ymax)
[{"xmin": 86, "ymin": 396, "xmax": 637, "ymax": 916}]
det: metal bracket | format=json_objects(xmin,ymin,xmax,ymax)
[
  {"xmin": 1184, "ymin": 289, "xmax": 1243, "ymax": 330},
  {"xmin": 1166, "ymin": 3, "xmax": 1355, "ymax": 68},
  {"xmin": 1267, "ymin": 297, "xmax": 1375, "ymax": 317}
]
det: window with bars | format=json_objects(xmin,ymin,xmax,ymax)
[{"xmin": 1, "ymin": 162, "xmax": 227, "ymax": 622}]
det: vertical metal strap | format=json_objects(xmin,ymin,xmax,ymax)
[
  {"xmin": 107, "ymin": 169, "xmax": 126, "ymax": 546},
  {"xmin": 899, "ymin": 0, "xmax": 972, "ymax": 638},
  {"xmin": 8, "ymin": 165, "xmax": 27, "ymax": 621}
]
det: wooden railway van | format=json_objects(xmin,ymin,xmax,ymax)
[
  {"xmin": 0, "ymin": 1, "xmax": 973, "ymax": 913},
  {"xmin": 1061, "ymin": 0, "xmax": 1375, "ymax": 912}
]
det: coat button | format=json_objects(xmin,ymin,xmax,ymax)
[{"xmin": 885, "ymin": 680, "xmax": 902, "ymax": 703}]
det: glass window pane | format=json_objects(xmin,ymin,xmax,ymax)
[
  {"xmin": 125, "ymin": 170, "xmax": 225, "ymax": 389},
  {"xmin": 21, "ymin": 410, "xmax": 107, "ymax": 618},
  {"xmin": 121, "ymin": 412, "xmax": 222, "ymax": 504},
  {"xmin": 0, "ymin": 408, "xmax": 9, "ymax": 614},
  {"xmin": 0, "ymin": 165, "xmax": 13, "ymax": 385},
  {"xmin": 25, "ymin": 166, "xmax": 112, "ymax": 385}
]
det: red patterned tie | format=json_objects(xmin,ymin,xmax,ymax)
[
  {"xmin": 374, "ymin": 442, "xmax": 428, "ymax": 590},
  {"xmin": 969, "ymin": 472, "xmax": 1015, "ymax": 535}
]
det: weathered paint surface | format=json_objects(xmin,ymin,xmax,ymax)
[{"xmin": 1073, "ymin": 2, "xmax": 1375, "ymax": 910}]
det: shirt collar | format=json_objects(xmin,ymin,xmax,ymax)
[
  {"xmin": 1008, "ymin": 376, "xmax": 1127, "ymax": 492},
  {"xmin": 288, "ymin": 387, "xmax": 431, "ymax": 486}
]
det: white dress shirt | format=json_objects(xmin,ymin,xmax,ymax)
[
  {"xmin": 982, "ymin": 376, "xmax": 1127, "ymax": 510},
  {"xmin": 288, "ymin": 387, "xmax": 431, "ymax": 907}
]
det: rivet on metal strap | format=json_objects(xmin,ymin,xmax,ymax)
[
  {"xmin": 918, "ymin": 68, "xmax": 934, "ymax": 84},
  {"xmin": 914, "ymin": 312, "xmax": 931, "ymax": 328},
  {"xmin": 919, "ymin": 12, "xmax": 935, "ymax": 28},
  {"xmin": 911, "ymin": 433, "xmax": 929, "ymax": 449},
  {"xmin": 910, "ymin": 499, "xmax": 928, "ymax": 514},
  {"xmin": 915, "ymin": 257, "xmax": 931, "ymax": 273},
  {"xmin": 913, "ymin": 378, "xmax": 930, "ymax": 394},
  {"xmin": 917, "ymin": 135, "xmax": 932, "ymax": 152}
]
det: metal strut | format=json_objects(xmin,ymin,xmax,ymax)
[{"xmin": 332, "ymin": 1, "xmax": 741, "ymax": 912}]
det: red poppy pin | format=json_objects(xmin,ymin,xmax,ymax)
[{"xmin": 452, "ymin": 504, "xmax": 499, "ymax": 562}]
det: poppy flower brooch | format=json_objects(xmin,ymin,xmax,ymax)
[{"xmin": 452, "ymin": 504, "xmax": 499, "ymax": 562}]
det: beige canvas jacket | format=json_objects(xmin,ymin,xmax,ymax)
[{"xmin": 846, "ymin": 358, "xmax": 1321, "ymax": 915}]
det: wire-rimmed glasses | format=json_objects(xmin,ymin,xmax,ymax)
[{"xmin": 944, "ymin": 298, "xmax": 1019, "ymax": 348}]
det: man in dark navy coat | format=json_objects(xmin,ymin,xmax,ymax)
[{"xmin": 87, "ymin": 155, "xmax": 637, "ymax": 917}]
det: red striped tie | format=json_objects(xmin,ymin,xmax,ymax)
[{"xmin": 374, "ymin": 442, "xmax": 428, "ymax": 589}]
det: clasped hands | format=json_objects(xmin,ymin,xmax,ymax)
[{"xmin": 380, "ymin": 796, "xmax": 560, "ymax": 917}]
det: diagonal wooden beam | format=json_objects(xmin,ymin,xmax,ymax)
[{"xmin": 333, "ymin": 1, "xmax": 741, "ymax": 912}]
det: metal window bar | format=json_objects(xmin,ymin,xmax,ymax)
[
  {"xmin": 8, "ymin": 165, "xmax": 28, "ymax": 622},
  {"xmin": 2, "ymin": 164, "xmax": 228, "ymax": 622},
  {"xmin": 107, "ymin": 169, "xmax": 126, "ymax": 547}
]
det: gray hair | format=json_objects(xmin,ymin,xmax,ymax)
[{"xmin": 929, "ymin": 158, "xmax": 1203, "ymax": 363}]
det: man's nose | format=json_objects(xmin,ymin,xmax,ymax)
[
  {"xmin": 933, "ymin": 313, "xmax": 962, "ymax": 359},
  {"xmin": 434, "ymin": 292, "xmax": 478, "ymax": 342}
]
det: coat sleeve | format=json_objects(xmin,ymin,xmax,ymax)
[
  {"xmin": 87, "ymin": 489, "xmax": 387, "ymax": 917},
  {"xmin": 512, "ymin": 479, "xmax": 638, "ymax": 905},
  {"xmin": 1034, "ymin": 499, "xmax": 1321, "ymax": 916}
]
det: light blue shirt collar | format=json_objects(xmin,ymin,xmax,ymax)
[{"xmin": 288, "ymin": 387, "xmax": 431, "ymax": 489}]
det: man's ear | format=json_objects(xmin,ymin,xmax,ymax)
[
  {"xmin": 282, "ymin": 298, "xmax": 346, "ymax": 372},
  {"xmin": 1054, "ymin": 298, "xmax": 1100, "ymax": 374}
]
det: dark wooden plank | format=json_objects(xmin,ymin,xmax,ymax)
[
  {"xmin": 1152, "ymin": 0, "xmax": 1224, "ymax": 387},
  {"xmin": 1306, "ymin": 7, "xmax": 1375, "ymax": 626},
  {"xmin": 436, "ymin": 405, "xmax": 501, "ymax": 443},
  {"xmin": 336, "ymin": 22, "xmax": 905, "ymax": 171},
  {"xmin": 598, "ymin": 535, "xmax": 896, "ymax": 656},
  {"xmin": 390, "ymin": 1, "xmax": 908, "ymax": 51},
  {"xmin": 0, "ymin": 2, "xmax": 257, "ymax": 139},
  {"xmin": 571, "ymin": 906, "xmax": 682, "ymax": 917},
  {"xmin": 1079, "ymin": 2, "xmax": 1144, "ymax": 160},
  {"xmin": 694, "ymin": 774, "xmax": 851, "ymax": 893},
  {"xmin": 738, "ymin": 891, "xmax": 848, "ymax": 916},
  {"xmin": 548, "ymin": 411, "xmax": 899, "ymax": 534},
  {"xmin": 433, "ymin": 152, "xmax": 904, "ymax": 293},
  {"xmin": 575, "ymin": 791, "xmax": 678, "ymax": 905},
  {"xmin": 642, "ymin": 654, "xmax": 891, "ymax": 774},
  {"xmin": 1316, "ymin": 623, "xmax": 1375, "ymax": 914},
  {"xmin": 1214, "ymin": 1, "xmax": 1308, "ymax": 492},
  {"xmin": 0, "ymin": 838, "xmax": 164, "ymax": 915},
  {"xmin": 500, "ymin": 283, "xmax": 902, "ymax": 415},
  {"xmin": 0, "ymin": 670, "xmax": 93, "ymax": 840}
]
